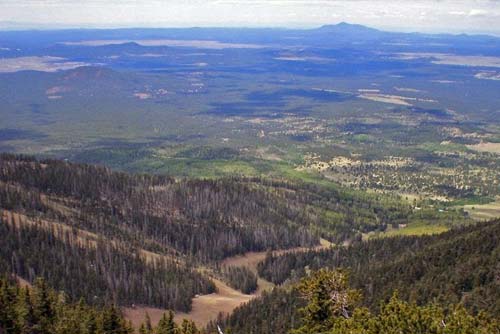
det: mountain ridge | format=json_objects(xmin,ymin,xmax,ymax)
[{"xmin": 1, "ymin": 21, "xmax": 499, "ymax": 39}]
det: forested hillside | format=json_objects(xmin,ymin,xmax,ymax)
[
  {"xmin": 0, "ymin": 153, "xmax": 430, "ymax": 264},
  {"xmin": 0, "ymin": 153, "xmax": 423, "ymax": 311},
  {"xmin": 0, "ymin": 218, "xmax": 215, "ymax": 311},
  {"xmin": 0, "ymin": 153, "xmax": 456, "ymax": 252},
  {"xmin": 292, "ymin": 270, "xmax": 499, "ymax": 334},
  {"xmin": 0, "ymin": 277, "xmax": 134, "ymax": 334},
  {"xmin": 215, "ymin": 269, "xmax": 500, "ymax": 334},
  {"xmin": 258, "ymin": 221, "xmax": 500, "ymax": 315},
  {"xmin": 0, "ymin": 153, "xmax": 488, "ymax": 326},
  {"xmin": 209, "ymin": 287, "xmax": 304, "ymax": 334},
  {"xmin": 0, "ymin": 154, "xmax": 318, "ymax": 262},
  {"xmin": 213, "ymin": 221, "xmax": 500, "ymax": 333},
  {"xmin": 0, "ymin": 277, "xmax": 205, "ymax": 334}
]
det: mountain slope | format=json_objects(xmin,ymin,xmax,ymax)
[
  {"xmin": 214, "ymin": 221, "xmax": 500, "ymax": 333},
  {"xmin": 258, "ymin": 220, "xmax": 500, "ymax": 315},
  {"xmin": 0, "ymin": 153, "xmax": 416, "ymax": 313},
  {"xmin": 0, "ymin": 154, "xmax": 319, "ymax": 263}
]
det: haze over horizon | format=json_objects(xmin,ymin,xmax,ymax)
[{"xmin": 1, "ymin": 0, "xmax": 499, "ymax": 35}]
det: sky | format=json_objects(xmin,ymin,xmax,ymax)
[{"xmin": 0, "ymin": 0, "xmax": 499, "ymax": 34}]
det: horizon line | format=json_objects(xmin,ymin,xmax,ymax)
[{"xmin": 1, "ymin": 21, "xmax": 500, "ymax": 38}]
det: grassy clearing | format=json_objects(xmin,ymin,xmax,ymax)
[
  {"xmin": 445, "ymin": 196, "xmax": 494, "ymax": 207},
  {"xmin": 463, "ymin": 197, "xmax": 500, "ymax": 220},
  {"xmin": 368, "ymin": 221, "xmax": 449, "ymax": 238},
  {"xmin": 131, "ymin": 154, "xmax": 341, "ymax": 190},
  {"xmin": 419, "ymin": 141, "xmax": 470, "ymax": 153}
]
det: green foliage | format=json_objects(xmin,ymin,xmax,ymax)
[
  {"xmin": 293, "ymin": 270, "xmax": 499, "ymax": 334},
  {"xmin": 330, "ymin": 295, "xmax": 500, "ymax": 334},
  {"xmin": 175, "ymin": 146, "xmax": 240, "ymax": 160},
  {"xmin": 291, "ymin": 269, "xmax": 361, "ymax": 334},
  {"xmin": 179, "ymin": 319, "xmax": 199, "ymax": 334},
  {"xmin": 219, "ymin": 265, "xmax": 258, "ymax": 294},
  {"xmin": 139, "ymin": 313, "xmax": 153, "ymax": 334},
  {"xmin": 258, "ymin": 221, "xmax": 500, "ymax": 316},
  {"xmin": 379, "ymin": 220, "xmax": 449, "ymax": 237},
  {"xmin": 0, "ymin": 278, "xmax": 202, "ymax": 334},
  {"xmin": 0, "ymin": 277, "xmax": 133, "ymax": 334},
  {"xmin": 156, "ymin": 311, "xmax": 176, "ymax": 334},
  {"xmin": 209, "ymin": 288, "xmax": 304, "ymax": 334},
  {"xmin": 99, "ymin": 305, "xmax": 132, "ymax": 334},
  {"xmin": 32, "ymin": 278, "xmax": 55, "ymax": 334},
  {"xmin": 138, "ymin": 311, "xmax": 200, "ymax": 334}
]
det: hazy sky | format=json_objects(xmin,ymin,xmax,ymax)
[{"xmin": 1, "ymin": 0, "xmax": 499, "ymax": 34}]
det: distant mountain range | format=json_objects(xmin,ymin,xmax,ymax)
[
  {"xmin": 0, "ymin": 21, "xmax": 498, "ymax": 39},
  {"xmin": 0, "ymin": 22, "xmax": 498, "ymax": 56}
]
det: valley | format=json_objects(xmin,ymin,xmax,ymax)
[
  {"xmin": 0, "ymin": 25, "xmax": 499, "ymax": 217},
  {"xmin": 125, "ymin": 239, "xmax": 333, "ymax": 328}
]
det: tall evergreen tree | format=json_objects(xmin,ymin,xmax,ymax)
[
  {"xmin": 98, "ymin": 305, "xmax": 132, "ymax": 334},
  {"xmin": 156, "ymin": 311, "xmax": 177, "ymax": 334},
  {"xmin": 179, "ymin": 319, "xmax": 198, "ymax": 334},
  {"xmin": 0, "ymin": 279, "xmax": 17, "ymax": 334},
  {"xmin": 291, "ymin": 269, "xmax": 360, "ymax": 334},
  {"xmin": 16, "ymin": 288, "xmax": 36, "ymax": 334},
  {"xmin": 139, "ymin": 313, "xmax": 153, "ymax": 334},
  {"xmin": 291, "ymin": 270, "xmax": 499, "ymax": 334},
  {"xmin": 32, "ymin": 278, "xmax": 55, "ymax": 334}
]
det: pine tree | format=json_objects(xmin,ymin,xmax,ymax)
[
  {"xmin": 98, "ymin": 305, "xmax": 131, "ymax": 334},
  {"xmin": 180, "ymin": 319, "xmax": 198, "ymax": 334},
  {"xmin": 139, "ymin": 313, "xmax": 153, "ymax": 334},
  {"xmin": 0, "ymin": 279, "xmax": 18, "ymax": 334},
  {"xmin": 144, "ymin": 313, "xmax": 153, "ymax": 334},
  {"xmin": 32, "ymin": 278, "xmax": 55, "ymax": 334},
  {"xmin": 77, "ymin": 299, "xmax": 98, "ymax": 334},
  {"xmin": 328, "ymin": 293, "xmax": 500, "ymax": 334},
  {"xmin": 16, "ymin": 287, "xmax": 36, "ymax": 334},
  {"xmin": 291, "ymin": 269, "xmax": 360, "ymax": 334},
  {"xmin": 156, "ymin": 311, "xmax": 177, "ymax": 334}
]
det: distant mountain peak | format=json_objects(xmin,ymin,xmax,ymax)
[
  {"xmin": 337, "ymin": 22, "xmax": 355, "ymax": 27},
  {"xmin": 61, "ymin": 65, "xmax": 126, "ymax": 84},
  {"xmin": 316, "ymin": 22, "xmax": 381, "ymax": 34}
]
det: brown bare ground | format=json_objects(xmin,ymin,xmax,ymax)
[
  {"xmin": 125, "ymin": 239, "xmax": 332, "ymax": 328},
  {"xmin": 124, "ymin": 277, "xmax": 253, "ymax": 328},
  {"xmin": 466, "ymin": 142, "xmax": 500, "ymax": 154},
  {"xmin": 221, "ymin": 238, "xmax": 332, "ymax": 272}
]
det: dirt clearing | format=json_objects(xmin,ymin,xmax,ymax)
[
  {"xmin": 124, "ymin": 277, "xmax": 253, "ymax": 328},
  {"xmin": 125, "ymin": 238, "xmax": 332, "ymax": 328}
]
